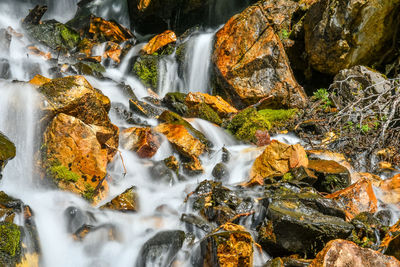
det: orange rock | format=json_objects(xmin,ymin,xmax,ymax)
[
  {"xmin": 27, "ymin": 46, "xmax": 51, "ymax": 60},
  {"xmin": 103, "ymin": 41, "xmax": 122, "ymax": 63},
  {"xmin": 89, "ymin": 16, "xmax": 133, "ymax": 43},
  {"xmin": 43, "ymin": 113, "xmax": 108, "ymax": 203},
  {"xmin": 142, "ymin": 30, "xmax": 176, "ymax": 55},
  {"xmin": 138, "ymin": 0, "xmax": 151, "ymax": 11},
  {"xmin": 380, "ymin": 219, "xmax": 400, "ymax": 260},
  {"xmin": 100, "ymin": 186, "xmax": 138, "ymax": 212},
  {"xmin": 185, "ymin": 92, "xmax": 238, "ymax": 118},
  {"xmin": 120, "ymin": 127, "xmax": 160, "ymax": 158},
  {"xmin": 352, "ymin": 172, "xmax": 382, "ymax": 187},
  {"xmin": 326, "ymin": 178, "xmax": 377, "ymax": 221},
  {"xmin": 378, "ymin": 174, "xmax": 400, "ymax": 207},
  {"xmin": 248, "ymin": 140, "xmax": 308, "ymax": 185},
  {"xmin": 310, "ymin": 239, "xmax": 400, "ymax": 267},
  {"xmin": 212, "ymin": 3, "xmax": 307, "ymax": 108},
  {"xmin": 29, "ymin": 74, "xmax": 51, "ymax": 86}
]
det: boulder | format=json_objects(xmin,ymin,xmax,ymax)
[
  {"xmin": 185, "ymin": 92, "xmax": 238, "ymax": 118},
  {"xmin": 212, "ymin": 2, "xmax": 307, "ymax": 109},
  {"xmin": 42, "ymin": 113, "xmax": 109, "ymax": 203},
  {"xmin": 100, "ymin": 186, "xmax": 138, "ymax": 212},
  {"xmin": 197, "ymin": 223, "xmax": 253, "ymax": 267},
  {"xmin": 0, "ymin": 132, "xmax": 16, "ymax": 177},
  {"xmin": 142, "ymin": 30, "xmax": 177, "ymax": 55},
  {"xmin": 308, "ymin": 159, "xmax": 351, "ymax": 193},
  {"xmin": 304, "ymin": 1, "xmax": 400, "ymax": 75},
  {"xmin": 248, "ymin": 140, "xmax": 308, "ymax": 185},
  {"xmin": 309, "ymin": 239, "xmax": 400, "ymax": 267},
  {"xmin": 120, "ymin": 127, "xmax": 160, "ymax": 158},
  {"xmin": 326, "ymin": 179, "xmax": 378, "ymax": 221},
  {"xmin": 136, "ymin": 230, "xmax": 185, "ymax": 267}
]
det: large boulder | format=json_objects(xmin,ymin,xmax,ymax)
[
  {"xmin": 304, "ymin": 0, "xmax": 400, "ymax": 75},
  {"xmin": 310, "ymin": 239, "xmax": 400, "ymax": 267},
  {"xmin": 0, "ymin": 132, "xmax": 16, "ymax": 177},
  {"xmin": 212, "ymin": 1, "xmax": 307, "ymax": 109},
  {"xmin": 42, "ymin": 113, "xmax": 109, "ymax": 203}
]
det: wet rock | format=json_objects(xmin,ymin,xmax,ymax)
[
  {"xmin": 378, "ymin": 174, "xmax": 400, "ymax": 208},
  {"xmin": 185, "ymin": 92, "xmax": 238, "ymax": 119},
  {"xmin": 120, "ymin": 127, "xmax": 160, "ymax": 158},
  {"xmin": 309, "ymin": 239, "xmax": 400, "ymax": 267},
  {"xmin": 330, "ymin": 65, "xmax": 392, "ymax": 109},
  {"xmin": 349, "ymin": 212, "xmax": 387, "ymax": 250},
  {"xmin": 221, "ymin": 147, "xmax": 231, "ymax": 163},
  {"xmin": 29, "ymin": 74, "xmax": 51, "ymax": 87},
  {"xmin": 0, "ymin": 58, "xmax": 10, "ymax": 80},
  {"xmin": 258, "ymin": 183, "xmax": 351, "ymax": 257},
  {"xmin": 164, "ymin": 156, "xmax": 179, "ymax": 174},
  {"xmin": 248, "ymin": 140, "xmax": 308, "ymax": 185},
  {"xmin": 197, "ymin": 223, "xmax": 253, "ymax": 266},
  {"xmin": 42, "ymin": 113, "xmax": 109, "ymax": 203},
  {"xmin": 0, "ymin": 222, "xmax": 22, "ymax": 266},
  {"xmin": 142, "ymin": 30, "xmax": 177, "ymax": 55},
  {"xmin": 149, "ymin": 159, "xmax": 177, "ymax": 184},
  {"xmin": 180, "ymin": 213, "xmax": 213, "ymax": 233},
  {"xmin": 100, "ymin": 186, "xmax": 138, "ymax": 212},
  {"xmin": 162, "ymin": 92, "xmax": 188, "ymax": 116},
  {"xmin": 136, "ymin": 230, "xmax": 185, "ymax": 267},
  {"xmin": 0, "ymin": 132, "xmax": 16, "ymax": 177},
  {"xmin": 72, "ymin": 61, "xmax": 105, "ymax": 78},
  {"xmin": 128, "ymin": 98, "xmax": 163, "ymax": 118},
  {"xmin": 290, "ymin": 166, "xmax": 318, "ymax": 186},
  {"xmin": 212, "ymin": 163, "xmax": 229, "ymax": 181},
  {"xmin": 186, "ymin": 102, "xmax": 222, "ymax": 125},
  {"xmin": 304, "ymin": 1, "xmax": 400, "ymax": 75},
  {"xmin": 132, "ymin": 54, "xmax": 159, "ymax": 89},
  {"xmin": 326, "ymin": 178, "xmax": 378, "ymax": 221},
  {"xmin": 0, "ymin": 28, "xmax": 11, "ymax": 52},
  {"xmin": 380, "ymin": 219, "xmax": 400, "ymax": 260},
  {"xmin": 64, "ymin": 206, "xmax": 96, "ymax": 235},
  {"xmin": 308, "ymin": 159, "xmax": 351, "ymax": 194},
  {"xmin": 212, "ymin": 2, "xmax": 307, "ymax": 109},
  {"xmin": 22, "ymin": 5, "xmax": 47, "ymax": 26}
]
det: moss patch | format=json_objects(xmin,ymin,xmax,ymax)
[
  {"xmin": 188, "ymin": 102, "xmax": 222, "ymax": 125},
  {"xmin": 133, "ymin": 55, "xmax": 159, "ymax": 89},
  {"xmin": 48, "ymin": 164, "xmax": 80, "ymax": 183},
  {"xmin": 258, "ymin": 109, "xmax": 297, "ymax": 124},
  {"xmin": 0, "ymin": 222, "xmax": 20, "ymax": 257},
  {"xmin": 82, "ymin": 183, "xmax": 95, "ymax": 202}
]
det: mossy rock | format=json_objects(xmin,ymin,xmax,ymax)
[
  {"xmin": 0, "ymin": 132, "xmax": 16, "ymax": 176},
  {"xmin": 73, "ymin": 61, "xmax": 105, "ymax": 78},
  {"xmin": 25, "ymin": 20, "xmax": 80, "ymax": 51},
  {"xmin": 0, "ymin": 222, "xmax": 21, "ymax": 266},
  {"xmin": 187, "ymin": 102, "xmax": 222, "ymax": 125},
  {"xmin": 47, "ymin": 163, "xmax": 80, "ymax": 183},
  {"xmin": 132, "ymin": 54, "xmax": 159, "ymax": 89},
  {"xmin": 258, "ymin": 109, "xmax": 297, "ymax": 126},
  {"xmin": 162, "ymin": 92, "xmax": 188, "ymax": 116}
]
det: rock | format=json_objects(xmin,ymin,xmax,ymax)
[
  {"xmin": 42, "ymin": 113, "xmax": 109, "ymax": 203},
  {"xmin": 120, "ymin": 127, "xmax": 160, "ymax": 158},
  {"xmin": 132, "ymin": 54, "xmax": 159, "ymax": 89},
  {"xmin": 154, "ymin": 123, "xmax": 205, "ymax": 173},
  {"xmin": 304, "ymin": 1, "xmax": 400, "ymax": 75},
  {"xmin": 330, "ymin": 66, "xmax": 392, "ymax": 109},
  {"xmin": 87, "ymin": 16, "xmax": 133, "ymax": 43},
  {"xmin": 326, "ymin": 178, "xmax": 378, "ymax": 221},
  {"xmin": 64, "ymin": 206, "xmax": 95, "ymax": 235},
  {"xmin": 142, "ymin": 30, "xmax": 177, "ymax": 55},
  {"xmin": 100, "ymin": 186, "xmax": 138, "ymax": 212},
  {"xmin": 136, "ymin": 230, "xmax": 185, "ymax": 267},
  {"xmin": 0, "ymin": 59, "xmax": 10, "ymax": 80},
  {"xmin": 309, "ymin": 239, "xmax": 400, "ymax": 267},
  {"xmin": 212, "ymin": 2, "xmax": 307, "ymax": 109},
  {"xmin": 72, "ymin": 61, "xmax": 105, "ymax": 78},
  {"xmin": 38, "ymin": 76, "xmax": 118, "ymax": 159},
  {"xmin": 22, "ymin": 5, "xmax": 47, "ymax": 26},
  {"xmin": 197, "ymin": 223, "xmax": 253, "ymax": 267},
  {"xmin": 248, "ymin": 140, "xmax": 308, "ymax": 185},
  {"xmin": 308, "ymin": 159, "xmax": 351, "ymax": 193},
  {"xmin": 128, "ymin": 98, "xmax": 163, "ymax": 118},
  {"xmin": 162, "ymin": 92, "xmax": 188, "ymax": 116},
  {"xmin": 258, "ymin": 183, "xmax": 352, "ymax": 257},
  {"xmin": 290, "ymin": 166, "xmax": 318, "ymax": 185},
  {"xmin": 349, "ymin": 212, "xmax": 387, "ymax": 250},
  {"xmin": 29, "ymin": 74, "xmax": 51, "ymax": 86},
  {"xmin": 212, "ymin": 163, "xmax": 229, "ymax": 181},
  {"xmin": 380, "ymin": 219, "xmax": 400, "ymax": 260},
  {"xmin": 186, "ymin": 102, "xmax": 223, "ymax": 125},
  {"xmin": 377, "ymin": 174, "xmax": 400, "ymax": 208},
  {"xmin": 185, "ymin": 92, "xmax": 238, "ymax": 119},
  {"xmin": 0, "ymin": 28, "xmax": 11, "ymax": 52},
  {"xmin": 0, "ymin": 132, "xmax": 16, "ymax": 177}
]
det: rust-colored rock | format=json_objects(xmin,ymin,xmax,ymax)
[
  {"xmin": 201, "ymin": 223, "xmax": 253, "ymax": 267},
  {"xmin": 212, "ymin": 2, "xmax": 307, "ymax": 108},
  {"xmin": 100, "ymin": 186, "xmax": 138, "ymax": 212},
  {"xmin": 378, "ymin": 174, "xmax": 400, "ymax": 208},
  {"xmin": 120, "ymin": 127, "xmax": 160, "ymax": 158},
  {"xmin": 185, "ymin": 92, "xmax": 238, "ymax": 118},
  {"xmin": 380, "ymin": 219, "xmax": 400, "ymax": 260},
  {"xmin": 29, "ymin": 74, "xmax": 51, "ymax": 86},
  {"xmin": 142, "ymin": 30, "xmax": 176, "ymax": 55},
  {"xmin": 310, "ymin": 239, "xmax": 400, "ymax": 267},
  {"xmin": 248, "ymin": 140, "xmax": 308, "ymax": 185},
  {"xmin": 326, "ymin": 179, "xmax": 378, "ymax": 221},
  {"xmin": 42, "ymin": 113, "xmax": 108, "ymax": 203},
  {"xmin": 89, "ymin": 16, "xmax": 133, "ymax": 43},
  {"xmin": 308, "ymin": 159, "xmax": 351, "ymax": 193},
  {"xmin": 103, "ymin": 41, "xmax": 122, "ymax": 63}
]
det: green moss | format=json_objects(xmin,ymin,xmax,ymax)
[
  {"xmin": 82, "ymin": 183, "xmax": 95, "ymax": 202},
  {"xmin": 133, "ymin": 55, "xmax": 159, "ymax": 89},
  {"xmin": 188, "ymin": 103, "xmax": 222, "ymax": 125},
  {"xmin": 0, "ymin": 222, "xmax": 20, "ymax": 257},
  {"xmin": 0, "ymin": 132, "xmax": 15, "ymax": 173},
  {"xmin": 57, "ymin": 24, "xmax": 80, "ymax": 50},
  {"xmin": 258, "ymin": 109, "xmax": 297, "ymax": 124},
  {"xmin": 48, "ymin": 164, "xmax": 80, "ymax": 183},
  {"xmin": 282, "ymin": 172, "xmax": 294, "ymax": 182}
]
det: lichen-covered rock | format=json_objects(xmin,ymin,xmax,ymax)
[
  {"xmin": 100, "ymin": 186, "xmax": 138, "ymax": 212},
  {"xmin": 309, "ymin": 239, "xmax": 400, "ymax": 267},
  {"xmin": 326, "ymin": 178, "xmax": 378, "ymax": 221},
  {"xmin": 42, "ymin": 113, "xmax": 109, "ymax": 203},
  {"xmin": 136, "ymin": 230, "xmax": 185, "ymax": 267},
  {"xmin": 120, "ymin": 127, "xmax": 160, "ymax": 158},
  {"xmin": 185, "ymin": 92, "xmax": 238, "ymax": 118},
  {"xmin": 198, "ymin": 223, "xmax": 253, "ymax": 267},
  {"xmin": 142, "ymin": 30, "xmax": 177, "ymax": 55},
  {"xmin": 304, "ymin": 0, "xmax": 400, "ymax": 75},
  {"xmin": 248, "ymin": 140, "xmax": 308, "ymax": 185},
  {"xmin": 308, "ymin": 159, "xmax": 351, "ymax": 194},
  {"xmin": 0, "ymin": 132, "xmax": 16, "ymax": 177},
  {"xmin": 212, "ymin": 2, "xmax": 307, "ymax": 109}
]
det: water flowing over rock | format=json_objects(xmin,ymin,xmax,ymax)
[
  {"xmin": 0, "ymin": 132, "xmax": 16, "ymax": 177},
  {"xmin": 309, "ymin": 239, "xmax": 400, "ymax": 267},
  {"xmin": 304, "ymin": 0, "xmax": 400, "ymax": 75},
  {"xmin": 100, "ymin": 186, "xmax": 138, "ymax": 212},
  {"xmin": 212, "ymin": 1, "xmax": 307, "ymax": 109},
  {"xmin": 120, "ymin": 127, "xmax": 160, "ymax": 158},
  {"xmin": 378, "ymin": 174, "xmax": 400, "ymax": 208},
  {"xmin": 42, "ymin": 113, "xmax": 109, "ymax": 203}
]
